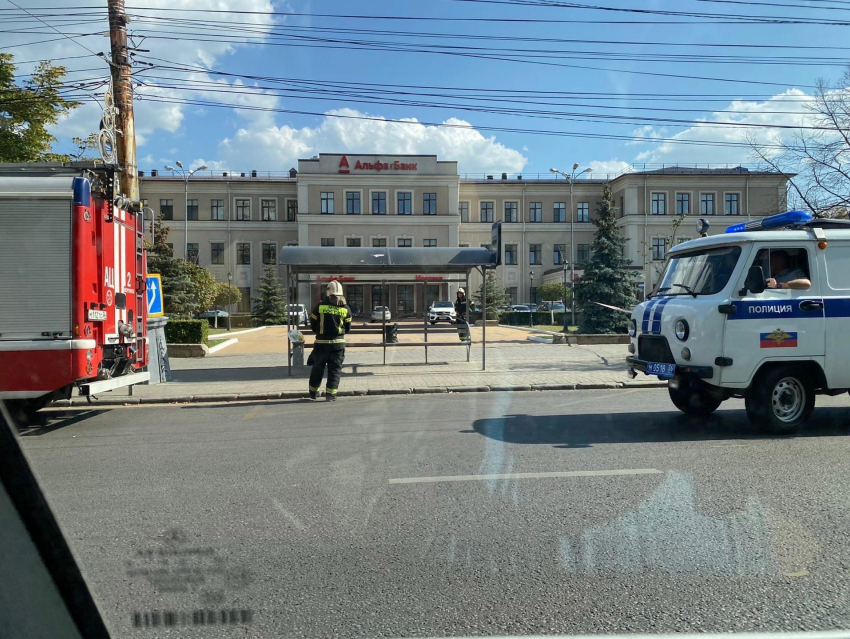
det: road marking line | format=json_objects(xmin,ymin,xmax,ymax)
[
  {"xmin": 271, "ymin": 498, "xmax": 307, "ymax": 530},
  {"xmin": 389, "ymin": 468, "xmax": 662, "ymax": 485}
]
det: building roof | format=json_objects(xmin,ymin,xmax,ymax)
[{"xmin": 279, "ymin": 246, "xmax": 494, "ymax": 274}]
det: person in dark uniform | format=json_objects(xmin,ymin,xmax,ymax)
[
  {"xmin": 308, "ymin": 280, "xmax": 352, "ymax": 401},
  {"xmin": 454, "ymin": 287, "xmax": 468, "ymax": 324}
]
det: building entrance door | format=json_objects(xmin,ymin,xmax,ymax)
[
  {"xmin": 346, "ymin": 285, "xmax": 364, "ymax": 316},
  {"xmin": 424, "ymin": 284, "xmax": 440, "ymax": 311},
  {"xmin": 398, "ymin": 285, "xmax": 414, "ymax": 318}
]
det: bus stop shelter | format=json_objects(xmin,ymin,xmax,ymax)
[{"xmin": 280, "ymin": 246, "xmax": 496, "ymax": 375}]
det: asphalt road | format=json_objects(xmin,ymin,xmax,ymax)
[{"xmin": 15, "ymin": 389, "xmax": 850, "ymax": 639}]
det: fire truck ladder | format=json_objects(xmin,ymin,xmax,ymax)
[{"xmin": 134, "ymin": 210, "xmax": 146, "ymax": 363}]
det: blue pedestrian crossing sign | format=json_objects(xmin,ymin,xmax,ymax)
[{"xmin": 146, "ymin": 274, "xmax": 164, "ymax": 317}]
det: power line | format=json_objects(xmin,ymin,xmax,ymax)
[{"xmin": 3, "ymin": 0, "xmax": 105, "ymax": 61}]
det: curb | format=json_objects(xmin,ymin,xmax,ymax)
[
  {"xmin": 208, "ymin": 338, "xmax": 238, "ymax": 354},
  {"xmin": 54, "ymin": 380, "xmax": 669, "ymax": 407}
]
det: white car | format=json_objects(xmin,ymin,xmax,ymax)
[
  {"xmin": 428, "ymin": 301, "xmax": 457, "ymax": 324},
  {"xmin": 371, "ymin": 306, "xmax": 391, "ymax": 322},
  {"xmin": 287, "ymin": 304, "xmax": 308, "ymax": 326}
]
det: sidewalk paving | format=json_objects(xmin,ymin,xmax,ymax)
[{"xmin": 62, "ymin": 327, "xmax": 664, "ymax": 406}]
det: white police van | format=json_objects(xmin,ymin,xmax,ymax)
[{"xmin": 627, "ymin": 210, "xmax": 850, "ymax": 433}]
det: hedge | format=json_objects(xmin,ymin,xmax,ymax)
[
  {"xmin": 164, "ymin": 319, "xmax": 209, "ymax": 344},
  {"xmin": 499, "ymin": 311, "xmax": 568, "ymax": 326}
]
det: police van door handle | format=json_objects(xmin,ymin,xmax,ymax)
[{"xmin": 799, "ymin": 300, "xmax": 823, "ymax": 311}]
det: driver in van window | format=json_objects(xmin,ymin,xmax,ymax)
[{"xmin": 766, "ymin": 250, "xmax": 812, "ymax": 290}]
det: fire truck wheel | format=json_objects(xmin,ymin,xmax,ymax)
[
  {"xmin": 3, "ymin": 400, "xmax": 40, "ymax": 427},
  {"xmin": 668, "ymin": 384, "xmax": 722, "ymax": 416},
  {"xmin": 745, "ymin": 364, "xmax": 815, "ymax": 435}
]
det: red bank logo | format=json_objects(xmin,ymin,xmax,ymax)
[{"xmin": 338, "ymin": 155, "xmax": 350, "ymax": 174}]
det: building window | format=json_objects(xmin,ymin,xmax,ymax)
[
  {"xmin": 554, "ymin": 244, "xmax": 566, "ymax": 265},
  {"xmin": 397, "ymin": 192, "xmax": 412, "ymax": 215},
  {"xmin": 286, "ymin": 200, "xmax": 298, "ymax": 221},
  {"xmin": 397, "ymin": 238, "xmax": 412, "ymax": 247},
  {"xmin": 262, "ymin": 242, "xmax": 277, "ymax": 265},
  {"xmin": 480, "ymin": 201, "xmax": 494, "ymax": 223},
  {"xmin": 725, "ymin": 193, "xmax": 740, "ymax": 215},
  {"xmin": 651, "ymin": 193, "xmax": 666, "ymax": 215},
  {"xmin": 504, "ymin": 244, "xmax": 517, "ymax": 265},
  {"xmin": 372, "ymin": 192, "xmax": 386, "ymax": 215},
  {"xmin": 186, "ymin": 242, "xmax": 199, "ymax": 264},
  {"xmin": 346, "ymin": 192, "xmax": 361, "ymax": 215},
  {"xmin": 504, "ymin": 201, "xmax": 518, "ymax": 223},
  {"xmin": 160, "ymin": 199, "xmax": 173, "ymax": 220},
  {"xmin": 423, "ymin": 193, "xmax": 437, "ymax": 215},
  {"xmin": 261, "ymin": 199, "xmax": 277, "ymax": 221},
  {"xmin": 676, "ymin": 193, "xmax": 690, "ymax": 216},
  {"xmin": 652, "ymin": 237, "xmax": 667, "ymax": 261},
  {"xmin": 236, "ymin": 242, "xmax": 250, "ymax": 264},
  {"xmin": 459, "ymin": 201, "xmax": 469, "ymax": 223},
  {"xmin": 577, "ymin": 202, "xmax": 590, "ymax": 222},
  {"xmin": 423, "ymin": 239, "xmax": 437, "ymax": 247},
  {"xmin": 529, "ymin": 202, "xmax": 542, "ymax": 223},
  {"xmin": 529, "ymin": 243, "xmax": 542, "ymax": 265},
  {"xmin": 372, "ymin": 238, "xmax": 387, "ymax": 247},
  {"xmin": 321, "ymin": 192, "xmax": 334, "ymax": 214},
  {"xmin": 237, "ymin": 287, "xmax": 251, "ymax": 314},
  {"xmin": 234, "ymin": 198, "xmax": 251, "ymax": 221},
  {"xmin": 554, "ymin": 202, "xmax": 566, "ymax": 223},
  {"xmin": 211, "ymin": 242, "xmax": 224, "ymax": 265},
  {"xmin": 346, "ymin": 237, "xmax": 361, "ymax": 247},
  {"xmin": 530, "ymin": 287, "xmax": 538, "ymax": 305},
  {"xmin": 320, "ymin": 238, "xmax": 335, "ymax": 247},
  {"xmin": 187, "ymin": 199, "xmax": 199, "ymax": 221},
  {"xmin": 577, "ymin": 244, "xmax": 591, "ymax": 264},
  {"xmin": 700, "ymin": 193, "xmax": 715, "ymax": 216},
  {"xmin": 211, "ymin": 199, "xmax": 225, "ymax": 221},
  {"xmin": 507, "ymin": 287, "xmax": 518, "ymax": 305}
]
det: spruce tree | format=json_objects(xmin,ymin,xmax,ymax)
[
  {"xmin": 473, "ymin": 270, "xmax": 508, "ymax": 319},
  {"xmin": 574, "ymin": 184, "xmax": 638, "ymax": 333},
  {"xmin": 145, "ymin": 212, "xmax": 198, "ymax": 318},
  {"xmin": 252, "ymin": 266, "xmax": 288, "ymax": 325}
]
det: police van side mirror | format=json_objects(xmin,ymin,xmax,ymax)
[{"xmin": 741, "ymin": 265, "xmax": 766, "ymax": 295}]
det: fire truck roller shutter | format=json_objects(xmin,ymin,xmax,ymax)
[{"xmin": 0, "ymin": 199, "xmax": 72, "ymax": 339}]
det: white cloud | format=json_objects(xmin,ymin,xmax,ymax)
[
  {"xmin": 216, "ymin": 108, "xmax": 528, "ymax": 174},
  {"xmin": 586, "ymin": 159, "xmax": 632, "ymax": 177},
  {"xmin": 628, "ymin": 89, "xmax": 816, "ymax": 165}
]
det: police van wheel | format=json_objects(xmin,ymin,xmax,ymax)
[
  {"xmin": 668, "ymin": 385, "xmax": 722, "ymax": 416},
  {"xmin": 745, "ymin": 365, "xmax": 815, "ymax": 434}
]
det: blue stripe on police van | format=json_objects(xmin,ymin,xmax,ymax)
[
  {"xmin": 641, "ymin": 298, "xmax": 659, "ymax": 333},
  {"xmin": 649, "ymin": 297, "xmax": 673, "ymax": 334},
  {"xmin": 824, "ymin": 298, "xmax": 850, "ymax": 318},
  {"xmin": 726, "ymin": 298, "xmax": 824, "ymax": 320}
]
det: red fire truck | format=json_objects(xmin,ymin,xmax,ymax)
[{"xmin": 0, "ymin": 163, "xmax": 150, "ymax": 422}]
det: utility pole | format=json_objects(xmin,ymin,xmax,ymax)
[{"xmin": 108, "ymin": 0, "xmax": 138, "ymax": 200}]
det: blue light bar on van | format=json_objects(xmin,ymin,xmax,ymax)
[{"xmin": 725, "ymin": 210, "xmax": 813, "ymax": 233}]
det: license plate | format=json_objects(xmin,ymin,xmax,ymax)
[
  {"xmin": 87, "ymin": 309, "xmax": 107, "ymax": 321},
  {"xmin": 646, "ymin": 362, "xmax": 676, "ymax": 378}
]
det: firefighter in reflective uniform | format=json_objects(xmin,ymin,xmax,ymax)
[{"xmin": 308, "ymin": 280, "xmax": 352, "ymax": 401}]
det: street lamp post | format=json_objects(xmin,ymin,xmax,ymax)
[
  {"xmin": 550, "ymin": 164, "xmax": 592, "ymax": 329},
  {"xmin": 164, "ymin": 161, "xmax": 207, "ymax": 262},
  {"xmin": 529, "ymin": 271, "xmax": 534, "ymax": 328},
  {"xmin": 562, "ymin": 261, "xmax": 569, "ymax": 333}
]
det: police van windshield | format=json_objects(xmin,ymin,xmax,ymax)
[{"xmin": 653, "ymin": 245, "xmax": 741, "ymax": 297}]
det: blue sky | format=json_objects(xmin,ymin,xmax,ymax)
[{"xmin": 6, "ymin": 0, "xmax": 850, "ymax": 176}]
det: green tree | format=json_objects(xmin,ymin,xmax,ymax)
[
  {"xmin": 145, "ymin": 212, "xmax": 197, "ymax": 317},
  {"xmin": 534, "ymin": 282, "xmax": 570, "ymax": 307},
  {"xmin": 0, "ymin": 54, "xmax": 81, "ymax": 162},
  {"xmin": 575, "ymin": 184, "xmax": 638, "ymax": 333},
  {"xmin": 214, "ymin": 282, "xmax": 242, "ymax": 309},
  {"xmin": 184, "ymin": 262, "xmax": 218, "ymax": 312},
  {"xmin": 473, "ymin": 270, "xmax": 508, "ymax": 320},
  {"xmin": 252, "ymin": 266, "xmax": 287, "ymax": 325}
]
